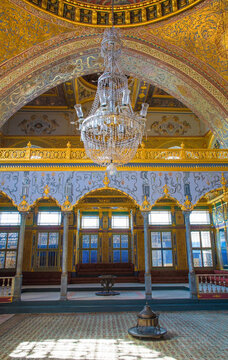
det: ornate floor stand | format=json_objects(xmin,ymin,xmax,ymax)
[{"xmin": 128, "ymin": 304, "xmax": 167, "ymax": 339}]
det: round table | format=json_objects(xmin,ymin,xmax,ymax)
[{"xmin": 95, "ymin": 275, "xmax": 120, "ymax": 296}]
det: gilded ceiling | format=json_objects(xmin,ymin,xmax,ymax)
[
  {"xmin": 24, "ymin": 75, "xmax": 190, "ymax": 112},
  {"xmin": 2, "ymin": 0, "xmax": 227, "ymax": 80},
  {"xmin": 0, "ymin": 0, "xmax": 227, "ymax": 146},
  {"xmin": 77, "ymin": 0, "xmax": 144, "ymax": 4},
  {"xmin": 14, "ymin": 0, "xmax": 203, "ymax": 27}
]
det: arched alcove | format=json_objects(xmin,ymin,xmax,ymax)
[{"xmin": 1, "ymin": 33, "xmax": 227, "ymax": 145}]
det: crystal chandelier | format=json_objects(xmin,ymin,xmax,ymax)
[{"xmin": 74, "ymin": 8, "xmax": 148, "ymax": 175}]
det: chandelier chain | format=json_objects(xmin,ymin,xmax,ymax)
[{"xmin": 74, "ymin": 2, "xmax": 149, "ymax": 174}]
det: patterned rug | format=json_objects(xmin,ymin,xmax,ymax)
[{"xmin": 0, "ymin": 311, "xmax": 227, "ymax": 360}]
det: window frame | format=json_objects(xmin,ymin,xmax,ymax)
[
  {"xmin": 111, "ymin": 214, "xmax": 130, "ymax": 229},
  {"xmin": 37, "ymin": 211, "xmax": 62, "ymax": 226},
  {"xmin": 0, "ymin": 212, "xmax": 21, "ymax": 226},
  {"xmin": 80, "ymin": 233, "xmax": 99, "ymax": 264},
  {"xmin": 35, "ymin": 231, "xmax": 60, "ymax": 270},
  {"xmin": 150, "ymin": 230, "xmax": 174, "ymax": 268},
  {"xmin": 189, "ymin": 211, "xmax": 210, "ymax": 225},
  {"xmin": 111, "ymin": 233, "xmax": 130, "ymax": 263},
  {"xmin": 149, "ymin": 211, "xmax": 172, "ymax": 225},
  {"xmin": 190, "ymin": 230, "xmax": 213, "ymax": 268},
  {"xmin": 0, "ymin": 231, "xmax": 19, "ymax": 269},
  {"xmin": 81, "ymin": 215, "xmax": 99, "ymax": 229}
]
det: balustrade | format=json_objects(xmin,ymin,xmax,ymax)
[
  {"xmin": 196, "ymin": 274, "xmax": 228, "ymax": 298},
  {"xmin": 0, "ymin": 277, "xmax": 15, "ymax": 299},
  {"xmin": 0, "ymin": 146, "xmax": 228, "ymax": 164}
]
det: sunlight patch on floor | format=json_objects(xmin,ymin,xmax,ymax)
[{"xmin": 10, "ymin": 338, "xmax": 177, "ymax": 360}]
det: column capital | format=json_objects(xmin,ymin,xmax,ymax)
[
  {"xmin": 181, "ymin": 195, "xmax": 194, "ymax": 212},
  {"xmin": 61, "ymin": 196, "xmax": 73, "ymax": 212},
  {"xmin": 141, "ymin": 211, "xmax": 149, "ymax": 220},
  {"xmin": 62, "ymin": 210, "xmax": 72, "ymax": 217},
  {"xmin": 18, "ymin": 196, "xmax": 30, "ymax": 213},
  {"xmin": 182, "ymin": 210, "xmax": 192, "ymax": 217},
  {"xmin": 140, "ymin": 196, "xmax": 152, "ymax": 212}
]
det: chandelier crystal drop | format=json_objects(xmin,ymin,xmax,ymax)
[{"xmin": 74, "ymin": 28, "xmax": 149, "ymax": 173}]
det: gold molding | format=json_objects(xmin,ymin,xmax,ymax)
[
  {"xmin": 0, "ymin": 146, "xmax": 227, "ymax": 164},
  {"xmin": 22, "ymin": 0, "xmax": 203, "ymax": 28},
  {"xmin": 0, "ymin": 165, "xmax": 228, "ymax": 172}
]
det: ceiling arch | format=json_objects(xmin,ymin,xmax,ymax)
[{"xmin": 0, "ymin": 33, "xmax": 227, "ymax": 145}]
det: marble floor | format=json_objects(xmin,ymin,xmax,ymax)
[
  {"xmin": 0, "ymin": 311, "xmax": 227, "ymax": 360},
  {"xmin": 20, "ymin": 284, "xmax": 190, "ymax": 302}
]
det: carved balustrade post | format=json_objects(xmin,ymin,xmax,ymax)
[
  {"xmin": 60, "ymin": 211, "xmax": 71, "ymax": 300},
  {"xmin": 183, "ymin": 211, "xmax": 197, "ymax": 298},
  {"xmin": 13, "ymin": 212, "xmax": 27, "ymax": 301}
]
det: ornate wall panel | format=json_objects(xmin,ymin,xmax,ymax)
[
  {"xmin": 0, "ymin": 170, "xmax": 226, "ymax": 210},
  {"xmin": 0, "ymin": 0, "xmax": 70, "ymax": 63}
]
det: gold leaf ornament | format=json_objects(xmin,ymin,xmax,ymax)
[{"xmin": 18, "ymin": 195, "xmax": 29, "ymax": 212}]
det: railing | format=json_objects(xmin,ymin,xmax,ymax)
[
  {"xmin": 0, "ymin": 146, "xmax": 228, "ymax": 164},
  {"xmin": 196, "ymin": 274, "xmax": 228, "ymax": 299},
  {"xmin": 0, "ymin": 277, "xmax": 15, "ymax": 302}
]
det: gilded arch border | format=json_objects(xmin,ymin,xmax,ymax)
[{"xmin": 0, "ymin": 32, "xmax": 228, "ymax": 144}]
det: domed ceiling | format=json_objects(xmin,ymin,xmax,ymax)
[
  {"xmin": 78, "ymin": 0, "xmax": 144, "ymax": 3},
  {"xmin": 19, "ymin": 0, "xmax": 203, "ymax": 27}
]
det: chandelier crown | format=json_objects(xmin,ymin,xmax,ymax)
[{"xmin": 74, "ymin": 27, "xmax": 149, "ymax": 172}]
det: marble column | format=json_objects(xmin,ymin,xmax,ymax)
[
  {"xmin": 183, "ymin": 211, "xmax": 197, "ymax": 298},
  {"xmin": 142, "ymin": 211, "xmax": 152, "ymax": 300},
  {"xmin": 209, "ymin": 208, "xmax": 217, "ymax": 268},
  {"xmin": 60, "ymin": 212, "xmax": 70, "ymax": 301},
  {"xmin": 13, "ymin": 212, "xmax": 27, "ymax": 301},
  {"xmin": 130, "ymin": 210, "xmax": 134, "ymax": 264}
]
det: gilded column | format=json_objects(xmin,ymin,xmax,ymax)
[
  {"xmin": 60, "ymin": 211, "xmax": 70, "ymax": 300},
  {"xmin": 142, "ymin": 211, "xmax": 152, "ymax": 300},
  {"xmin": 183, "ymin": 211, "xmax": 197, "ymax": 298},
  {"xmin": 13, "ymin": 212, "xmax": 27, "ymax": 301}
]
